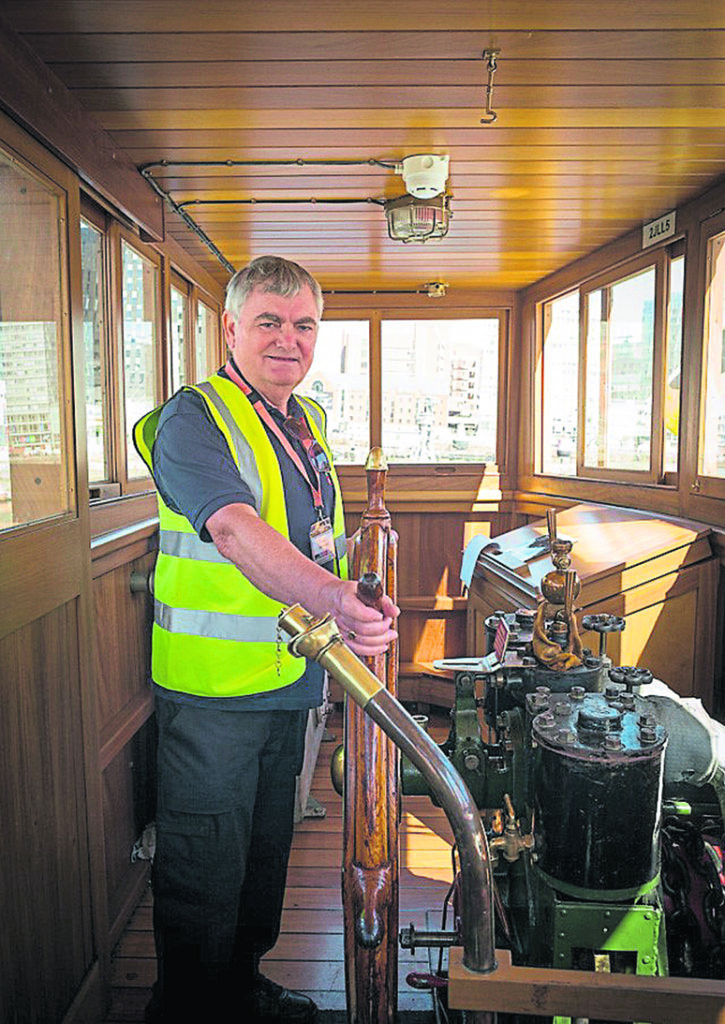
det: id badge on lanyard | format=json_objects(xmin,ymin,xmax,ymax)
[{"xmin": 310, "ymin": 515, "xmax": 335, "ymax": 566}]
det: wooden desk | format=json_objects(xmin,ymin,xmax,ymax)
[{"xmin": 466, "ymin": 503, "xmax": 718, "ymax": 709}]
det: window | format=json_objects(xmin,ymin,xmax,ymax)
[
  {"xmin": 0, "ymin": 147, "xmax": 72, "ymax": 530},
  {"xmin": 169, "ymin": 281, "xmax": 189, "ymax": 392},
  {"xmin": 300, "ymin": 320, "xmax": 370, "ymax": 464},
  {"xmin": 539, "ymin": 249, "xmax": 679, "ymax": 483},
  {"xmin": 583, "ymin": 265, "xmax": 655, "ymax": 472},
  {"xmin": 381, "ymin": 318, "xmax": 499, "ymax": 464},
  {"xmin": 80, "ymin": 217, "xmax": 110, "ymax": 483},
  {"xmin": 121, "ymin": 240, "xmax": 160, "ymax": 480},
  {"xmin": 300, "ymin": 313, "xmax": 505, "ymax": 466},
  {"xmin": 664, "ymin": 255, "xmax": 684, "ymax": 474},
  {"xmin": 542, "ymin": 290, "xmax": 579, "ymax": 476},
  {"xmin": 196, "ymin": 298, "xmax": 219, "ymax": 381},
  {"xmin": 701, "ymin": 230, "xmax": 725, "ymax": 478}
]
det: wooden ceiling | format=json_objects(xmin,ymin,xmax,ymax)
[{"xmin": 4, "ymin": 1, "xmax": 725, "ymax": 293}]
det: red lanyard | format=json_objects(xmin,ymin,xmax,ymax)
[{"xmin": 224, "ymin": 360, "xmax": 326, "ymax": 513}]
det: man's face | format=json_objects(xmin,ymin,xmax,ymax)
[{"xmin": 222, "ymin": 285, "xmax": 320, "ymax": 407}]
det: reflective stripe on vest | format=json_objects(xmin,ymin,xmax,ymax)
[
  {"xmin": 155, "ymin": 601, "xmax": 279, "ymax": 642},
  {"xmin": 194, "ymin": 380, "xmax": 264, "ymax": 512},
  {"xmin": 160, "ymin": 529, "xmax": 233, "ymax": 563}
]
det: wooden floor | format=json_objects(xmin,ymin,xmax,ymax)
[{"xmin": 102, "ymin": 709, "xmax": 454, "ymax": 1022}]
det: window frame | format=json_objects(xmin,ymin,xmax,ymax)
[
  {"xmin": 0, "ymin": 131, "xmax": 77, "ymax": 533},
  {"xmin": 536, "ymin": 245, "xmax": 681, "ymax": 488},
  {"xmin": 80, "ymin": 199, "xmax": 118, "ymax": 496},
  {"xmin": 194, "ymin": 292, "xmax": 222, "ymax": 382},
  {"xmin": 169, "ymin": 269, "xmax": 192, "ymax": 392},
  {"xmin": 692, "ymin": 208, "xmax": 725, "ymax": 502},
  {"xmin": 116, "ymin": 228, "xmax": 164, "ymax": 494},
  {"xmin": 318, "ymin": 306, "xmax": 509, "ymax": 472}
]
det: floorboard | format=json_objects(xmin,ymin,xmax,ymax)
[{"xmin": 101, "ymin": 709, "xmax": 452, "ymax": 1022}]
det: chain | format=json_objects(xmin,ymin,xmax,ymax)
[{"xmin": 275, "ymin": 621, "xmax": 284, "ymax": 676}]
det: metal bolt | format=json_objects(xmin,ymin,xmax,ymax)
[
  {"xmin": 570, "ymin": 686, "xmax": 586, "ymax": 701},
  {"xmin": 463, "ymin": 753, "xmax": 480, "ymax": 771},
  {"xmin": 604, "ymin": 735, "xmax": 622, "ymax": 750},
  {"xmin": 538, "ymin": 713, "xmax": 555, "ymax": 729},
  {"xmin": 554, "ymin": 702, "xmax": 570, "ymax": 717}
]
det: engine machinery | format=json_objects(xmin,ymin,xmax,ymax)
[
  {"xmin": 281, "ymin": 473, "xmax": 725, "ymax": 1024},
  {"xmin": 399, "ymin": 528, "xmax": 725, "ymax": 1022}
]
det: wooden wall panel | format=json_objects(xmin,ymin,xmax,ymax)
[
  {"xmin": 103, "ymin": 721, "xmax": 156, "ymax": 943},
  {"xmin": 92, "ymin": 551, "xmax": 154, "ymax": 735},
  {"xmin": 0, "ymin": 602, "xmax": 95, "ymax": 1023}
]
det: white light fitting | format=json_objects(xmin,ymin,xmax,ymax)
[{"xmin": 396, "ymin": 154, "xmax": 449, "ymax": 198}]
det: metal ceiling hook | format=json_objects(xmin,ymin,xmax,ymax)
[{"xmin": 480, "ymin": 48, "xmax": 501, "ymax": 125}]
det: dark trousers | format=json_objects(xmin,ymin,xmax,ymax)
[{"xmin": 150, "ymin": 699, "xmax": 307, "ymax": 1020}]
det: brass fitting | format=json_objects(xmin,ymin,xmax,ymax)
[{"xmin": 278, "ymin": 604, "xmax": 383, "ymax": 707}]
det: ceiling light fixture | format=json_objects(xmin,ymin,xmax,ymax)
[
  {"xmin": 386, "ymin": 153, "xmax": 451, "ymax": 242},
  {"xmin": 384, "ymin": 194, "xmax": 451, "ymax": 243}
]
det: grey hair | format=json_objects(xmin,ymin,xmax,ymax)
[{"xmin": 224, "ymin": 255, "xmax": 324, "ymax": 319}]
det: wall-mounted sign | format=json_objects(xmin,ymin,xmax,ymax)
[{"xmin": 642, "ymin": 210, "xmax": 676, "ymax": 249}]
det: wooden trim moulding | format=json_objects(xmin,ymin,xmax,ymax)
[
  {"xmin": 514, "ymin": 478, "xmax": 682, "ymax": 519},
  {"xmin": 90, "ymin": 491, "xmax": 158, "ymax": 539},
  {"xmin": 0, "ymin": 15, "xmax": 163, "ymax": 240},
  {"xmin": 99, "ymin": 691, "xmax": 155, "ymax": 772}
]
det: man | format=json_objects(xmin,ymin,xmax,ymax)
[{"xmin": 134, "ymin": 256, "xmax": 398, "ymax": 1022}]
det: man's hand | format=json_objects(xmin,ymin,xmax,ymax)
[
  {"xmin": 206, "ymin": 503, "xmax": 399, "ymax": 657},
  {"xmin": 327, "ymin": 580, "xmax": 399, "ymax": 658}
]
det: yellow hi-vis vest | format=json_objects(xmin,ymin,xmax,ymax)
[{"xmin": 133, "ymin": 374, "xmax": 348, "ymax": 698}]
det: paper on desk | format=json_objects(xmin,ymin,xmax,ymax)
[
  {"xmin": 460, "ymin": 533, "xmax": 560, "ymax": 587},
  {"xmin": 460, "ymin": 534, "xmax": 490, "ymax": 588}
]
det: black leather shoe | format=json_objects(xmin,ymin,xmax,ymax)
[{"xmin": 252, "ymin": 975, "xmax": 318, "ymax": 1022}]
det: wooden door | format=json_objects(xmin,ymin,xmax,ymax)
[{"xmin": 0, "ymin": 115, "xmax": 107, "ymax": 1022}]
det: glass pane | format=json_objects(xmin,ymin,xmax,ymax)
[
  {"xmin": 299, "ymin": 320, "xmax": 370, "ymax": 464},
  {"xmin": 664, "ymin": 255, "xmax": 684, "ymax": 474},
  {"xmin": 542, "ymin": 290, "xmax": 579, "ymax": 475},
  {"xmin": 196, "ymin": 300, "xmax": 218, "ymax": 381},
  {"xmin": 80, "ymin": 219, "xmax": 108, "ymax": 483},
  {"xmin": 169, "ymin": 284, "xmax": 188, "ymax": 391},
  {"xmin": 584, "ymin": 266, "xmax": 655, "ymax": 471},
  {"xmin": 122, "ymin": 241, "xmax": 158, "ymax": 479},
  {"xmin": 0, "ymin": 151, "xmax": 70, "ymax": 530},
  {"xmin": 381, "ymin": 319, "xmax": 499, "ymax": 463},
  {"xmin": 701, "ymin": 231, "xmax": 725, "ymax": 478}
]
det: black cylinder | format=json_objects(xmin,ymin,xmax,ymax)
[{"xmin": 532, "ymin": 691, "xmax": 666, "ymax": 894}]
